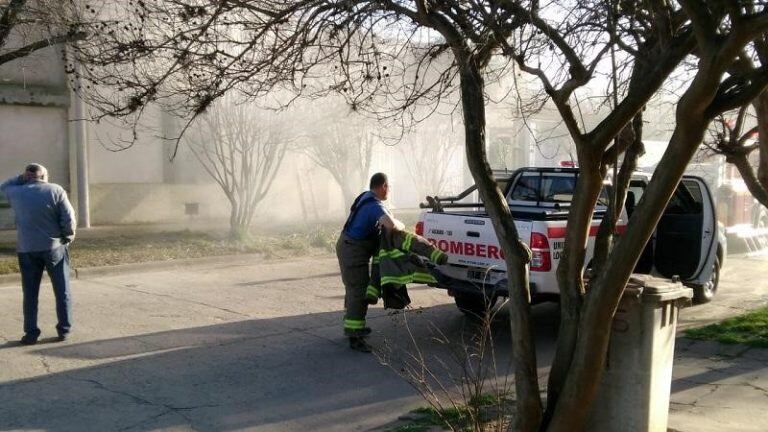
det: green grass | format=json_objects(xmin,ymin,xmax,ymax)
[
  {"xmin": 388, "ymin": 394, "xmax": 510, "ymax": 432},
  {"xmin": 0, "ymin": 225, "xmax": 341, "ymax": 275},
  {"xmin": 386, "ymin": 406, "xmax": 460, "ymax": 432},
  {"xmin": 413, "ymin": 405, "xmax": 472, "ymax": 427},
  {"xmin": 685, "ymin": 305, "xmax": 768, "ymax": 348}
]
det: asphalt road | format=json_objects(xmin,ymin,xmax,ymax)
[{"xmin": 0, "ymin": 254, "xmax": 765, "ymax": 431}]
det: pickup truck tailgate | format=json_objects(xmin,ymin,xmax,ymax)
[{"xmin": 421, "ymin": 212, "xmax": 532, "ymax": 270}]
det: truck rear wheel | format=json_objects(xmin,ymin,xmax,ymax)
[
  {"xmin": 693, "ymin": 256, "xmax": 720, "ymax": 304},
  {"xmin": 454, "ymin": 293, "xmax": 497, "ymax": 318}
]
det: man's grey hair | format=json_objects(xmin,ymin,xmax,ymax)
[{"xmin": 25, "ymin": 163, "xmax": 48, "ymax": 182}]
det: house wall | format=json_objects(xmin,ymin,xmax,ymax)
[
  {"xmin": 0, "ymin": 40, "xmax": 70, "ymax": 229},
  {"xmin": 0, "ymin": 105, "xmax": 69, "ymax": 185}
]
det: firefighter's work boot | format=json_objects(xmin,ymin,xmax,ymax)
[
  {"xmin": 349, "ymin": 336, "xmax": 372, "ymax": 353},
  {"xmin": 344, "ymin": 327, "xmax": 372, "ymax": 337}
]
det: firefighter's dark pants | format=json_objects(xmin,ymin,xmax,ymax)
[{"xmin": 336, "ymin": 232, "xmax": 377, "ymax": 337}]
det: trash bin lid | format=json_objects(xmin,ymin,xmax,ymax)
[{"xmin": 629, "ymin": 274, "xmax": 693, "ymax": 302}]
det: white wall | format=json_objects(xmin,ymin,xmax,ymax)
[
  {"xmin": 0, "ymin": 41, "xmax": 66, "ymax": 89},
  {"xmin": 0, "ymin": 105, "xmax": 69, "ymax": 185},
  {"xmin": 90, "ymin": 183, "xmax": 229, "ymax": 224},
  {"xmin": 0, "ymin": 39, "xmax": 70, "ymax": 229},
  {"xmin": 87, "ymin": 108, "xmax": 167, "ymax": 184},
  {"xmin": 87, "ymin": 147, "xmax": 348, "ymax": 226}
]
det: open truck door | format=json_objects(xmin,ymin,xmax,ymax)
[{"xmin": 629, "ymin": 176, "xmax": 721, "ymax": 303}]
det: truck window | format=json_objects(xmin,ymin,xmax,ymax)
[
  {"xmin": 629, "ymin": 183, "xmax": 645, "ymax": 203},
  {"xmin": 509, "ymin": 172, "xmax": 603, "ymax": 206},
  {"xmin": 682, "ymin": 179, "xmax": 704, "ymax": 206},
  {"xmin": 597, "ymin": 187, "xmax": 610, "ymax": 207},
  {"xmin": 496, "ymin": 179, "xmax": 511, "ymax": 195},
  {"xmin": 543, "ymin": 176, "xmax": 577, "ymax": 202},
  {"xmin": 666, "ymin": 181, "xmax": 703, "ymax": 214},
  {"xmin": 510, "ymin": 174, "xmax": 541, "ymax": 201}
]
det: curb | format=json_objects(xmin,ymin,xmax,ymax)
[{"xmin": 0, "ymin": 252, "xmax": 267, "ymax": 286}]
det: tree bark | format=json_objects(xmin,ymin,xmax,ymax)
[
  {"xmin": 729, "ymin": 152, "xmax": 768, "ymax": 209},
  {"xmin": 229, "ymin": 202, "xmax": 242, "ymax": 240},
  {"xmin": 753, "ymin": 91, "xmax": 768, "ymax": 208},
  {"xmin": 457, "ymin": 58, "xmax": 542, "ymax": 432},
  {"xmin": 592, "ymin": 114, "xmax": 645, "ymax": 273},
  {"xmin": 541, "ymin": 145, "xmax": 606, "ymax": 425},
  {"xmin": 341, "ymin": 184, "xmax": 357, "ymax": 212}
]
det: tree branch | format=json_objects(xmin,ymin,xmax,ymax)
[
  {"xmin": 0, "ymin": 0, "xmax": 24, "ymax": 49},
  {"xmin": 0, "ymin": 30, "xmax": 87, "ymax": 66}
]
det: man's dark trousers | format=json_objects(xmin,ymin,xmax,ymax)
[
  {"xmin": 18, "ymin": 245, "xmax": 72, "ymax": 337},
  {"xmin": 337, "ymin": 233, "xmax": 377, "ymax": 336}
]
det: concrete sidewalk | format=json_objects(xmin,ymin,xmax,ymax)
[
  {"xmin": 0, "ymin": 254, "xmax": 765, "ymax": 431},
  {"xmin": 670, "ymin": 339, "xmax": 768, "ymax": 432}
]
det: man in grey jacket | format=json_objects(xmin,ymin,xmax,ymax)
[{"xmin": 1, "ymin": 164, "xmax": 76, "ymax": 345}]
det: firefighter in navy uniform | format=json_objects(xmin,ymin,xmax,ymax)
[{"xmin": 336, "ymin": 173, "xmax": 404, "ymax": 353}]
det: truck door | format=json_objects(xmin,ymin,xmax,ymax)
[{"xmin": 654, "ymin": 177, "xmax": 716, "ymax": 281}]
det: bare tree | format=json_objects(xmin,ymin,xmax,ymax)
[
  {"xmin": 300, "ymin": 103, "xmax": 376, "ymax": 209},
  {"xmin": 399, "ymin": 115, "xmax": 463, "ymax": 201},
  {"xmin": 187, "ymin": 100, "xmax": 288, "ymax": 240},
  {"xmin": 64, "ymin": 2, "xmax": 768, "ymax": 431},
  {"xmin": 704, "ymin": 95, "xmax": 768, "ymax": 211}
]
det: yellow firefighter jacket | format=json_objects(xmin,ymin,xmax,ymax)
[{"xmin": 367, "ymin": 229, "xmax": 448, "ymax": 309}]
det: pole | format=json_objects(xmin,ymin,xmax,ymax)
[{"xmin": 67, "ymin": 49, "xmax": 91, "ymax": 228}]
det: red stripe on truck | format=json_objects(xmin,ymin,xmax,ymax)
[{"xmin": 547, "ymin": 227, "xmax": 567, "ymax": 238}]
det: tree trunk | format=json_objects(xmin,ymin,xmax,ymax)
[
  {"xmin": 543, "ymin": 149, "xmax": 603, "ymax": 426},
  {"xmin": 457, "ymin": 58, "xmax": 543, "ymax": 432},
  {"xmin": 753, "ymin": 91, "xmax": 768, "ymax": 207},
  {"xmin": 228, "ymin": 201, "xmax": 250, "ymax": 241},
  {"xmin": 592, "ymin": 115, "xmax": 645, "ymax": 273},
  {"xmin": 338, "ymin": 180, "xmax": 358, "ymax": 212},
  {"xmin": 729, "ymin": 153, "xmax": 768, "ymax": 209}
]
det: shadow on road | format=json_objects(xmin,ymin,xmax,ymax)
[{"xmin": 0, "ymin": 301, "xmax": 560, "ymax": 431}]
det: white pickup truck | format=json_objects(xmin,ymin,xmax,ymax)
[{"xmin": 416, "ymin": 167, "xmax": 726, "ymax": 316}]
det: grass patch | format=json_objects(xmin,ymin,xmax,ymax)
[
  {"xmin": 413, "ymin": 405, "xmax": 472, "ymax": 428},
  {"xmin": 387, "ymin": 406, "xmax": 460, "ymax": 432},
  {"xmin": 0, "ymin": 225, "xmax": 342, "ymax": 275},
  {"xmin": 388, "ymin": 394, "xmax": 511, "ymax": 432},
  {"xmin": 0, "ymin": 258, "xmax": 18, "ymax": 275},
  {"xmin": 685, "ymin": 305, "xmax": 768, "ymax": 348},
  {"xmin": 0, "ymin": 213, "xmax": 422, "ymax": 275}
]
